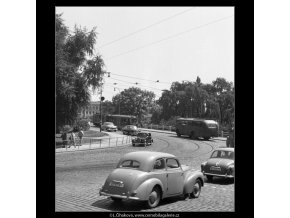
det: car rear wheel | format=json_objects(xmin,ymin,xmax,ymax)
[
  {"xmin": 190, "ymin": 179, "xmax": 201, "ymax": 198},
  {"xmin": 132, "ymin": 143, "xmax": 135, "ymax": 146},
  {"xmin": 190, "ymin": 131, "xmax": 195, "ymax": 139},
  {"xmin": 146, "ymin": 187, "xmax": 161, "ymax": 208},
  {"xmin": 176, "ymin": 130, "xmax": 181, "ymax": 137},
  {"xmin": 206, "ymin": 175, "xmax": 213, "ymax": 182},
  {"xmin": 111, "ymin": 197, "xmax": 122, "ymax": 202}
]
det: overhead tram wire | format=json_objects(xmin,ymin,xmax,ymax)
[
  {"xmin": 108, "ymin": 72, "xmax": 171, "ymax": 85},
  {"xmin": 106, "ymin": 84, "xmax": 163, "ymax": 99},
  {"xmin": 107, "ymin": 77, "xmax": 166, "ymax": 91},
  {"xmin": 97, "ymin": 7, "xmax": 195, "ymax": 49},
  {"xmin": 106, "ymin": 14, "xmax": 234, "ymax": 60}
]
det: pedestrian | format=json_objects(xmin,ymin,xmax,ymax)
[
  {"xmin": 61, "ymin": 132, "xmax": 67, "ymax": 148},
  {"xmin": 78, "ymin": 129, "xmax": 84, "ymax": 146},
  {"xmin": 70, "ymin": 131, "xmax": 76, "ymax": 148}
]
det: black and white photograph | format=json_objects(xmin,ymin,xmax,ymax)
[{"xmin": 55, "ymin": 6, "xmax": 236, "ymax": 212}]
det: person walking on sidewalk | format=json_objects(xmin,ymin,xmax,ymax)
[
  {"xmin": 70, "ymin": 131, "xmax": 76, "ymax": 148},
  {"xmin": 61, "ymin": 132, "xmax": 68, "ymax": 148},
  {"xmin": 78, "ymin": 129, "xmax": 84, "ymax": 146}
]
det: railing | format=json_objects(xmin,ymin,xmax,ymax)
[{"xmin": 55, "ymin": 135, "xmax": 132, "ymax": 153}]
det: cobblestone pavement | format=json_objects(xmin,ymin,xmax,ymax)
[{"xmin": 56, "ymin": 132, "xmax": 234, "ymax": 212}]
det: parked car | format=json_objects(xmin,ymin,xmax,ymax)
[
  {"xmin": 101, "ymin": 122, "xmax": 117, "ymax": 132},
  {"xmin": 201, "ymin": 147, "xmax": 234, "ymax": 181},
  {"xmin": 132, "ymin": 132, "xmax": 153, "ymax": 146},
  {"xmin": 99, "ymin": 151, "xmax": 204, "ymax": 208},
  {"xmin": 122, "ymin": 125, "xmax": 140, "ymax": 136}
]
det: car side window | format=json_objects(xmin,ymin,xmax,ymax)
[
  {"xmin": 211, "ymin": 151, "xmax": 219, "ymax": 158},
  {"xmin": 153, "ymin": 158, "xmax": 165, "ymax": 170},
  {"xmin": 166, "ymin": 158, "xmax": 180, "ymax": 169},
  {"xmin": 119, "ymin": 160, "xmax": 140, "ymax": 168},
  {"xmin": 220, "ymin": 151, "xmax": 226, "ymax": 158}
]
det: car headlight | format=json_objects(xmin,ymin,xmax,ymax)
[
  {"xmin": 201, "ymin": 162, "xmax": 207, "ymax": 171},
  {"xmin": 227, "ymin": 166, "xmax": 234, "ymax": 175}
]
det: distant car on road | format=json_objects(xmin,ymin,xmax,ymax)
[
  {"xmin": 132, "ymin": 132, "xmax": 153, "ymax": 146},
  {"xmin": 122, "ymin": 125, "xmax": 140, "ymax": 136},
  {"xmin": 99, "ymin": 151, "xmax": 204, "ymax": 208},
  {"xmin": 101, "ymin": 122, "xmax": 117, "ymax": 132},
  {"xmin": 201, "ymin": 147, "xmax": 234, "ymax": 181}
]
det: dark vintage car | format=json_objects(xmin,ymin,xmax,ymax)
[
  {"xmin": 122, "ymin": 125, "xmax": 140, "ymax": 136},
  {"xmin": 99, "ymin": 151, "xmax": 204, "ymax": 208},
  {"xmin": 132, "ymin": 132, "xmax": 153, "ymax": 146},
  {"xmin": 201, "ymin": 147, "xmax": 234, "ymax": 181}
]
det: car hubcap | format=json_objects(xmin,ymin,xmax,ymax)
[
  {"xmin": 149, "ymin": 191, "xmax": 158, "ymax": 205},
  {"xmin": 193, "ymin": 182, "xmax": 200, "ymax": 196}
]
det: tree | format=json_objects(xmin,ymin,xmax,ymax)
[
  {"xmin": 56, "ymin": 13, "xmax": 106, "ymax": 130},
  {"xmin": 112, "ymin": 87, "xmax": 155, "ymax": 123},
  {"xmin": 211, "ymin": 77, "xmax": 234, "ymax": 125}
]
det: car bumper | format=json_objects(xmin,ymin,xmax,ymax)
[
  {"xmin": 107, "ymin": 129, "xmax": 117, "ymax": 131},
  {"xmin": 202, "ymin": 171, "xmax": 234, "ymax": 178},
  {"xmin": 99, "ymin": 191, "xmax": 140, "ymax": 200}
]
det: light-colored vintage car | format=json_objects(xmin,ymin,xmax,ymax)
[
  {"xmin": 99, "ymin": 151, "xmax": 204, "ymax": 208},
  {"xmin": 201, "ymin": 147, "xmax": 234, "ymax": 181},
  {"xmin": 101, "ymin": 122, "xmax": 117, "ymax": 132}
]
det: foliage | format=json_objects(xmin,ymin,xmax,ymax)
[
  {"xmin": 56, "ymin": 13, "xmax": 106, "ymax": 129},
  {"xmin": 74, "ymin": 120, "xmax": 91, "ymax": 131},
  {"xmin": 157, "ymin": 76, "xmax": 234, "ymax": 125},
  {"xmin": 112, "ymin": 87, "xmax": 155, "ymax": 123}
]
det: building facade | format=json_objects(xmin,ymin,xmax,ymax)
[{"xmin": 78, "ymin": 101, "xmax": 100, "ymax": 119}]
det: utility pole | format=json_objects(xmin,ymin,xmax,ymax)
[
  {"xmin": 99, "ymin": 84, "xmax": 104, "ymax": 132},
  {"xmin": 100, "ymin": 87, "xmax": 102, "ymax": 132}
]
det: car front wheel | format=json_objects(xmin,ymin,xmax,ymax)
[
  {"xmin": 190, "ymin": 179, "xmax": 201, "ymax": 198},
  {"xmin": 146, "ymin": 187, "xmax": 161, "ymax": 208},
  {"xmin": 206, "ymin": 175, "xmax": 213, "ymax": 182}
]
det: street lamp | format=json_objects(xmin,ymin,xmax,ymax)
[{"xmin": 114, "ymin": 87, "xmax": 121, "ymax": 115}]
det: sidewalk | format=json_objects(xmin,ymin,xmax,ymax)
[
  {"xmin": 56, "ymin": 135, "xmax": 132, "ymax": 153},
  {"xmin": 139, "ymin": 128, "xmax": 226, "ymax": 141}
]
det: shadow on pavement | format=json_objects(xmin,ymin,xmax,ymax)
[
  {"xmin": 205, "ymin": 177, "xmax": 234, "ymax": 185},
  {"xmin": 167, "ymin": 135, "xmax": 216, "ymax": 142},
  {"xmin": 91, "ymin": 195, "xmax": 186, "ymax": 211}
]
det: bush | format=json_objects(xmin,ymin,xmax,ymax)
[
  {"xmin": 59, "ymin": 125, "xmax": 73, "ymax": 133},
  {"xmin": 75, "ymin": 120, "xmax": 90, "ymax": 131}
]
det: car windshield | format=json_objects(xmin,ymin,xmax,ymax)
[
  {"xmin": 137, "ymin": 133, "xmax": 147, "ymax": 137},
  {"xmin": 104, "ymin": 122, "xmax": 113, "ymax": 125},
  {"xmin": 211, "ymin": 150, "xmax": 234, "ymax": 159},
  {"xmin": 129, "ymin": 126, "xmax": 137, "ymax": 130},
  {"xmin": 118, "ymin": 160, "xmax": 140, "ymax": 169}
]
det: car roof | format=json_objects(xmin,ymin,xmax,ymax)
[
  {"xmin": 176, "ymin": 118, "xmax": 217, "ymax": 123},
  {"xmin": 214, "ymin": 147, "xmax": 234, "ymax": 152},
  {"xmin": 119, "ymin": 151, "xmax": 176, "ymax": 171}
]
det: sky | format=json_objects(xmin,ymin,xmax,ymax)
[{"xmin": 56, "ymin": 7, "xmax": 234, "ymax": 102}]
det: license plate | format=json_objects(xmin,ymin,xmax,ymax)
[
  {"xmin": 210, "ymin": 166, "xmax": 221, "ymax": 171},
  {"xmin": 109, "ymin": 181, "xmax": 124, "ymax": 188}
]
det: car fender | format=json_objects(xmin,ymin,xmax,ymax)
[
  {"xmin": 183, "ymin": 171, "xmax": 204, "ymax": 194},
  {"xmin": 135, "ymin": 178, "xmax": 164, "ymax": 200}
]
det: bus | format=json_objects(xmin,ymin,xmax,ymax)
[
  {"xmin": 92, "ymin": 114, "xmax": 137, "ymax": 130},
  {"xmin": 175, "ymin": 118, "xmax": 219, "ymax": 140}
]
